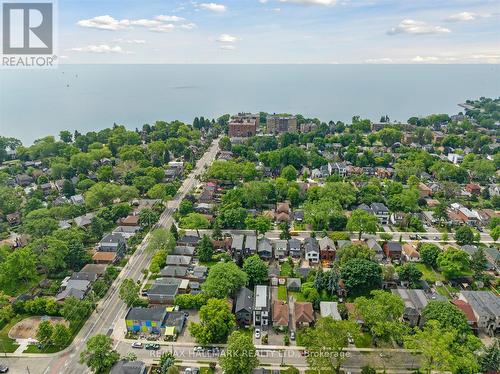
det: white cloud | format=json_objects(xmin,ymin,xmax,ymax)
[
  {"xmin": 446, "ymin": 12, "xmax": 477, "ymax": 22},
  {"xmin": 155, "ymin": 15, "xmax": 186, "ymax": 22},
  {"xmin": 217, "ymin": 33, "xmax": 238, "ymax": 43},
  {"xmin": 76, "ymin": 15, "xmax": 130, "ymax": 31},
  {"xmin": 181, "ymin": 23, "xmax": 197, "ymax": 30},
  {"xmin": 278, "ymin": 0, "xmax": 337, "ymax": 5},
  {"xmin": 387, "ymin": 19, "xmax": 451, "ymax": 35},
  {"xmin": 365, "ymin": 57, "xmax": 393, "ymax": 64},
  {"xmin": 198, "ymin": 3, "xmax": 227, "ymax": 12},
  {"xmin": 412, "ymin": 56, "xmax": 439, "ymax": 62},
  {"xmin": 129, "ymin": 19, "xmax": 161, "ymax": 27},
  {"xmin": 149, "ymin": 24, "xmax": 176, "ymax": 33},
  {"xmin": 114, "ymin": 38, "xmax": 147, "ymax": 44},
  {"xmin": 69, "ymin": 44, "xmax": 129, "ymax": 54},
  {"xmin": 259, "ymin": 0, "xmax": 268, "ymax": 3},
  {"xmin": 219, "ymin": 45, "xmax": 236, "ymax": 50}
]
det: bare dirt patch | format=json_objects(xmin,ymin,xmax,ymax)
[{"xmin": 9, "ymin": 316, "xmax": 69, "ymax": 340}]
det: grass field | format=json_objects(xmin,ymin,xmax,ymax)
[
  {"xmin": 289, "ymin": 291, "xmax": 306, "ymax": 302},
  {"xmin": 280, "ymin": 262, "xmax": 293, "ymax": 276},
  {"xmin": 278, "ymin": 285, "xmax": 287, "ymax": 301},
  {"xmin": 0, "ymin": 314, "xmax": 25, "ymax": 353},
  {"xmin": 415, "ymin": 263, "xmax": 445, "ymax": 283}
]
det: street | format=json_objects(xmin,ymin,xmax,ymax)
[{"xmin": 2, "ymin": 137, "xmax": 221, "ymax": 374}]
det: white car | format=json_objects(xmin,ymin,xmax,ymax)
[
  {"xmin": 131, "ymin": 342, "xmax": 143, "ymax": 349},
  {"xmin": 254, "ymin": 329, "xmax": 261, "ymax": 339},
  {"xmin": 193, "ymin": 346, "xmax": 204, "ymax": 353}
]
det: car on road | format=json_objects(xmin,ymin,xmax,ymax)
[
  {"xmin": 290, "ymin": 331, "xmax": 295, "ymax": 340},
  {"xmin": 434, "ymin": 236, "xmax": 440, "ymax": 240},
  {"xmin": 131, "ymin": 342, "xmax": 143, "ymax": 349},
  {"xmin": 421, "ymin": 235, "xmax": 428, "ymax": 240},
  {"xmin": 0, "ymin": 364, "xmax": 8, "ymax": 373},
  {"xmin": 347, "ymin": 333, "xmax": 354, "ymax": 345},
  {"xmin": 300, "ymin": 350, "xmax": 309, "ymax": 356},
  {"xmin": 145, "ymin": 343, "xmax": 160, "ymax": 350},
  {"xmin": 193, "ymin": 346, "xmax": 204, "ymax": 353},
  {"xmin": 254, "ymin": 328, "xmax": 261, "ymax": 339}
]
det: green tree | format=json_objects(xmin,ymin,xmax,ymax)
[
  {"xmin": 189, "ymin": 298, "xmax": 236, "ymax": 344},
  {"xmin": 220, "ymin": 331, "xmax": 259, "ymax": 374},
  {"xmin": 36, "ymin": 320, "xmax": 53, "ymax": 346},
  {"xmin": 281, "ymin": 165, "xmax": 298, "ymax": 181},
  {"xmin": 119, "ymin": 279, "xmax": 140, "ymax": 307},
  {"xmin": 158, "ymin": 352, "xmax": 176, "ymax": 374},
  {"xmin": 336, "ymin": 243, "xmax": 375, "ymax": 266},
  {"xmin": 245, "ymin": 215, "xmax": 272, "ymax": 236},
  {"xmin": 353, "ymin": 290, "xmax": 405, "ymax": 343},
  {"xmin": 491, "ymin": 226, "xmax": 500, "ymax": 242},
  {"xmin": 340, "ymin": 258, "xmax": 382, "ymax": 296},
  {"xmin": 59, "ymin": 130, "xmax": 73, "ymax": 143},
  {"xmin": 52, "ymin": 323, "xmax": 71, "ymax": 347},
  {"xmin": 397, "ymin": 263, "xmax": 423, "ymax": 288},
  {"xmin": 60, "ymin": 297, "xmax": 93, "ymax": 327},
  {"xmin": 455, "ymin": 226, "xmax": 475, "ymax": 246},
  {"xmin": 179, "ymin": 213, "xmax": 210, "ymax": 229},
  {"xmin": 197, "ymin": 234, "xmax": 214, "ymax": 263},
  {"xmin": 471, "ymin": 247, "xmax": 488, "ymax": 277},
  {"xmin": 479, "ymin": 340, "xmax": 500, "ymax": 373},
  {"xmin": 422, "ymin": 301, "xmax": 470, "ymax": 336},
  {"xmin": 419, "ymin": 243, "xmax": 441, "ymax": 268},
  {"xmin": 243, "ymin": 255, "xmax": 268, "ymax": 286},
  {"xmin": 302, "ymin": 317, "xmax": 359, "ymax": 373},
  {"xmin": 202, "ymin": 262, "xmax": 247, "ymax": 298},
  {"xmin": 80, "ymin": 334, "xmax": 120, "ymax": 373},
  {"xmin": 437, "ymin": 247, "xmax": 470, "ymax": 279},
  {"xmin": 347, "ymin": 209, "xmax": 378, "ymax": 240}
]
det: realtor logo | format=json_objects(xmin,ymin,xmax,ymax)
[{"xmin": 3, "ymin": 2, "xmax": 53, "ymax": 54}]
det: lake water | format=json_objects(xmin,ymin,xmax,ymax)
[{"xmin": 1, "ymin": 64, "xmax": 499, "ymax": 144}]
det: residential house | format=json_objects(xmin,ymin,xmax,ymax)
[
  {"xmin": 318, "ymin": 236, "xmax": 336, "ymax": 263},
  {"xmin": 159, "ymin": 266, "xmax": 188, "ymax": 278},
  {"xmin": 294, "ymin": 302, "xmax": 315, "ymax": 328},
  {"xmin": 74, "ymin": 213, "xmax": 95, "ymax": 228},
  {"xmin": 451, "ymin": 300, "xmax": 478, "ymax": 333},
  {"xmin": 366, "ymin": 238, "xmax": 384, "ymax": 262},
  {"xmin": 286, "ymin": 278, "xmax": 301, "ymax": 292},
  {"xmin": 165, "ymin": 255, "xmax": 191, "ymax": 267},
  {"xmin": 15, "ymin": 174, "xmax": 32, "ymax": 187},
  {"xmin": 231, "ymin": 234, "xmax": 244, "ymax": 255},
  {"xmin": 272, "ymin": 300, "xmax": 289, "ymax": 328},
  {"xmin": 125, "ymin": 306, "xmax": 168, "ymax": 334},
  {"xmin": 258, "ymin": 238, "xmax": 273, "ymax": 260},
  {"xmin": 304, "ymin": 237, "xmax": 320, "ymax": 263},
  {"xmin": 384, "ymin": 241, "xmax": 402, "ymax": 261},
  {"xmin": 172, "ymin": 246, "xmax": 195, "ymax": 256},
  {"xmin": 288, "ymin": 238, "xmax": 302, "ymax": 258},
  {"xmin": 99, "ymin": 233, "xmax": 126, "ymax": 256},
  {"xmin": 234, "ymin": 287, "xmax": 253, "ymax": 326},
  {"xmin": 70, "ymin": 194, "xmax": 85, "ymax": 205},
  {"xmin": 164, "ymin": 311, "xmax": 186, "ymax": 337},
  {"xmin": 192, "ymin": 266, "xmax": 208, "ymax": 282},
  {"xmin": 119, "ymin": 215, "xmax": 140, "ymax": 227},
  {"xmin": 329, "ymin": 162, "xmax": 347, "ymax": 177},
  {"xmin": 319, "ymin": 301, "xmax": 341, "ymax": 320},
  {"xmin": 418, "ymin": 183, "xmax": 433, "ymax": 198},
  {"xmin": 177, "ymin": 235, "xmax": 200, "ymax": 247},
  {"xmin": 6, "ymin": 212, "xmax": 20, "ymax": 226},
  {"xmin": 294, "ymin": 210, "xmax": 304, "ymax": 222},
  {"xmin": 113, "ymin": 225, "xmax": 141, "ymax": 239},
  {"xmin": 80, "ymin": 264, "xmax": 107, "ymax": 277},
  {"xmin": 147, "ymin": 283, "xmax": 179, "ymax": 304},
  {"xmin": 245, "ymin": 234, "xmax": 257, "ymax": 256},
  {"xmin": 459, "ymin": 291, "xmax": 500, "ymax": 336},
  {"xmin": 274, "ymin": 240, "xmax": 288, "ymax": 261},
  {"xmin": 110, "ymin": 360, "xmax": 147, "ymax": 374},
  {"xmin": 371, "ymin": 203, "xmax": 390, "ymax": 225},
  {"xmin": 56, "ymin": 278, "xmax": 90, "ymax": 302},
  {"xmin": 402, "ymin": 243, "xmax": 420, "ymax": 262},
  {"xmin": 92, "ymin": 251, "xmax": 117, "ymax": 264},
  {"xmin": 253, "ymin": 285, "xmax": 270, "ymax": 327},
  {"xmin": 392, "ymin": 288, "xmax": 429, "ymax": 327}
]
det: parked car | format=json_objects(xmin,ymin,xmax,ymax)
[
  {"xmin": 254, "ymin": 329, "xmax": 261, "ymax": 339},
  {"xmin": 131, "ymin": 342, "xmax": 143, "ymax": 349},
  {"xmin": 193, "ymin": 346, "xmax": 204, "ymax": 353},
  {"xmin": 347, "ymin": 333, "xmax": 354, "ymax": 345},
  {"xmin": 145, "ymin": 343, "xmax": 160, "ymax": 350},
  {"xmin": 290, "ymin": 331, "xmax": 295, "ymax": 340},
  {"xmin": 0, "ymin": 364, "xmax": 8, "ymax": 373}
]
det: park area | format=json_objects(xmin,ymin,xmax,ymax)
[{"xmin": 9, "ymin": 316, "xmax": 68, "ymax": 340}]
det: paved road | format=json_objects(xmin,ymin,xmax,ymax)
[
  {"xmin": 113, "ymin": 341, "xmax": 421, "ymax": 372},
  {"xmin": 1, "ymin": 138, "xmax": 221, "ymax": 374}
]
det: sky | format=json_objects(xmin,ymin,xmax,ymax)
[{"xmin": 56, "ymin": 0, "xmax": 500, "ymax": 64}]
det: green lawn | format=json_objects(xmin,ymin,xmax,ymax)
[
  {"xmin": 435, "ymin": 285, "xmax": 452, "ymax": 299},
  {"xmin": 289, "ymin": 291, "xmax": 306, "ymax": 302},
  {"xmin": 415, "ymin": 264, "xmax": 445, "ymax": 283},
  {"xmin": 0, "ymin": 314, "xmax": 25, "ymax": 353},
  {"xmin": 24, "ymin": 344, "xmax": 64, "ymax": 353},
  {"xmin": 278, "ymin": 285, "xmax": 287, "ymax": 301},
  {"xmin": 354, "ymin": 332, "xmax": 372, "ymax": 348},
  {"xmin": 2, "ymin": 275, "xmax": 42, "ymax": 297},
  {"xmin": 200, "ymin": 368, "xmax": 215, "ymax": 374},
  {"xmin": 280, "ymin": 262, "xmax": 293, "ymax": 276}
]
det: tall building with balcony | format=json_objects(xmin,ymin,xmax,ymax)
[{"xmin": 266, "ymin": 115, "xmax": 297, "ymax": 134}]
